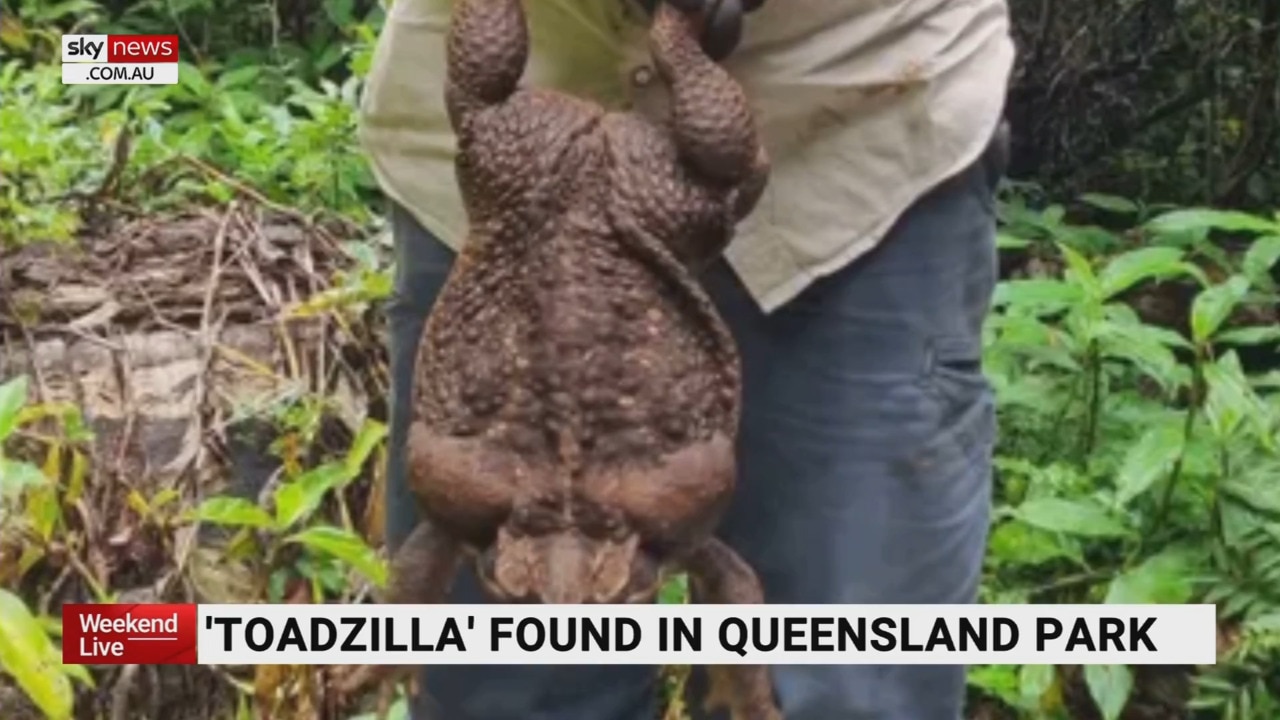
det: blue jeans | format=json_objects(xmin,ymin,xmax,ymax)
[{"xmin": 383, "ymin": 132, "xmax": 1005, "ymax": 720}]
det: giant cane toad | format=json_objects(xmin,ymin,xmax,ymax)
[{"xmin": 345, "ymin": 1, "xmax": 776, "ymax": 717}]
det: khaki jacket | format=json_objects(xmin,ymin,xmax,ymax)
[{"xmin": 359, "ymin": 0, "xmax": 1016, "ymax": 311}]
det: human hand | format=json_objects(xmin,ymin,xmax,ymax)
[{"xmin": 643, "ymin": 0, "xmax": 767, "ymax": 61}]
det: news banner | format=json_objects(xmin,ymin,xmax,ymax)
[
  {"xmin": 60, "ymin": 603, "xmax": 1217, "ymax": 666},
  {"xmin": 61, "ymin": 34, "xmax": 180, "ymax": 85}
]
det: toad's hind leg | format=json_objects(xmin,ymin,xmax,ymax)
[
  {"xmin": 685, "ymin": 539, "xmax": 781, "ymax": 720},
  {"xmin": 648, "ymin": 4, "xmax": 770, "ymax": 220},
  {"xmin": 385, "ymin": 519, "xmax": 463, "ymax": 604},
  {"xmin": 333, "ymin": 522, "xmax": 461, "ymax": 703},
  {"xmin": 445, "ymin": 0, "xmax": 529, "ymax": 127}
]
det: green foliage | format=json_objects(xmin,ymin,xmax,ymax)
[
  {"xmin": 0, "ymin": 376, "xmax": 96, "ymax": 719},
  {"xmin": 0, "ymin": 0, "xmax": 383, "ymax": 247},
  {"xmin": 187, "ymin": 418, "xmax": 389, "ymax": 593},
  {"xmin": 0, "ymin": 369, "xmax": 390, "ymax": 716},
  {"xmin": 0, "ymin": 588, "xmax": 91, "ymax": 720},
  {"xmin": 0, "ymin": 62, "xmax": 103, "ymax": 244},
  {"xmin": 974, "ymin": 190, "xmax": 1280, "ymax": 718},
  {"xmin": 1192, "ymin": 612, "xmax": 1280, "ymax": 719}
]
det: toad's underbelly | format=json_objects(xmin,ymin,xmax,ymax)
[{"xmin": 414, "ymin": 224, "xmax": 738, "ymax": 470}]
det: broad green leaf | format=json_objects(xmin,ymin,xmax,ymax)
[
  {"xmin": 323, "ymin": 0, "xmax": 356, "ymax": 26},
  {"xmin": 966, "ymin": 665, "xmax": 1021, "ymax": 709},
  {"xmin": 987, "ymin": 520, "xmax": 1079, "ymax": 567},
  {"xmin": 1114, "ymin": 424, "xmax": 1185, "ymax": 506},
  {"xmin": 1203, "ymin": 352, "xmax": 1270, "ymax": 445},
  {"xmin": 1101, "ymin": 304, "xmax": 1193, "ymax": 348},
  {"xmin": 274, "ymin": 482, "xmax": 316, "ymax": 531},
  {"xmin": 1085, "ymin": 664, "xmax": 1134, "ymax": 720},
  {"xmin": 1242, "ymin": 235, "xmax": 1280, "ymax": 287},
  {"xmin": 1018, "ymin": 664, "xmax": 1058, "ymax": 711},
  {"xmin": 987, "ymin": 315, "xmax": 1082, "ymax": 366},
  {"xmin": 1252, "ymin": 369, "xmax": 1280, "ymax": 389},
  {"xmin": 287, "ymin": 525, "xmax": 387, "ymax": 588},
  {"xmin": 0, "ymin": 589, "xmax": 74, "ymax": 720},
  {"xmin": 1057, "ymin": 224, "xmax": 1120, "ymax": 256},
  {"xmin": 1214, "ymin": 325, "xmax": 1280, "ymax": 347},
  {"xmin": 176, "ymin": 61, "xmax": 212, "ymax": 98},
  {"xmin": 1219, "ymin": 463, "xmax": 1280, "ymax": 515},
  {"xmin": 1096, "ymin": 325, "xmax": 1190, "ymax": 393},
  {"xmin": 214, "ymin": 66, "xmax": 262, "ymax": 90},
  {"xmin": 188, "ymin": 497, "xmax": 274, "ymax": 529},
  {"xmin": 1104, "ymin": 548, "xmax": 1198, "ymax": 604},
  {"xmin": 993, "ymin": 372, "xmax": 1073, "ymax": 410},
  {"xmin": 1147, "ymin": 208, "xmax": 1280, "ymax": 236},
  {"xmin": 1057, "ymin": 243, "xmax": 1101, "ymax": 298},
  {"xmin": 1097, "ymin": 247, "xmax": 1195, "ymax": 299},
  {"xmin": 1080, "ymin": 193, "xmax": 1139, "ymax": 215},
  {"xmin": 0, "ymin": 373, "xmax": 30, "ymax": 441},
  {"xmin": 996, "ymin": 232, "xmax": 1031, "ymax": 249},
  {"xmin": 1015, "ymin": 498, "xmax": 1131, "ymax": 538},
  {"xmin": 295, "ymin": 460, "xmax": 358, "ymax": 491},
  {"xmin": 149, "ymin": 488, "xmax": 181, "ymax": 511},
  {"xmin": 1201, "ymin": 364, "xmax": 1244, "ymax": 440},
  {"xmin": 0, "ymin": 458, "xmax": 49, "ymax": 497},
  {"xmin": 344, "ymin": 419, "xmax": 387, "ymax": 474},
  {"xmin": 273, "ymin": 462, "xmax": 351, "ymax": 530},
  {"xmin": 1190, "ymin": 275, "xmax": 1250, "ymax": 343},
  {"xmin": 1246, "ymin": 613, "xmax": 1280, "ymax": 632},
  {"xmin": 1065, "ymin": 312, "xmax": 1104, "ymax": 348},
  {"xmin": 992, "ymin": 279, "xmax": 1083, "ymax": 315},
  {"xmin": 26, "ymin": 484, "xmax": 63, "ymax": 542},
  {"xmin": 1042, "ymin": 204, "xmax": 1066, "ymax": 226}
]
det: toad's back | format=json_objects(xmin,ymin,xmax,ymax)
[{"xmin": 412, "ymin": 91, "xmax": 740, "ymax": 480}]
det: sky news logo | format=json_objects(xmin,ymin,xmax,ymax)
[{"xmin": 61, "ymin": 34, "xmax": 180, "ymax": 85}]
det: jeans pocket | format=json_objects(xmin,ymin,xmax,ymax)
[
  {"xmin": 925, "ymin": 335, "xmax": 991, "ymax": 406},
  {"xmin": 904, "ymin": 335, "xmax": 996, "ymax": 485}
]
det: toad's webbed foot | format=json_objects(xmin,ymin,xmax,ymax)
[
  {"xmin": 332, "ymin": 521, "xmax": 461, "ymax": 702},
  {"xmin": 649, "ymin": 4, "xmax": 770, "ymax": 221},
  {"xmin": 445, "ymin": 0, "xmax": 529, "ymax": 129},
  {"xmin": 384, "ymin": 518, "xmax": 464, "ymax": 605},
  {"xmin": 686, "ymin": 539, "xmax": 782, "ymax": 720}
]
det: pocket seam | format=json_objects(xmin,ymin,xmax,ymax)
[
  {"xmin": 925, "ymin": 335, "xmax": 985, "ymax": 380},
  {"xmin": 909, "ymin": 334, "xmax": 993, "ymax": 477}
]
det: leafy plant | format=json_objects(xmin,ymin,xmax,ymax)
[
  {"xmin": 976, "ymin": 199, "xmax": 1280, "ymax": 718},
  {"xmin": 186, "ymin": 417, "xmax": 389, "ymax": 598},
  {"xmin": 0, "ymin": 375, "xmax": 95, "ymax": 719}
]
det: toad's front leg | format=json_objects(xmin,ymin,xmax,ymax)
[
  {"xmin": 332, "ymin": 520, "xmax": 462, "ymax": 713},
  {"xmin": 649, "ymin": 3, "xmax": 770, "ymax": 221},
  {"xmin": 445, "ymin": 0, "xmax": 529, "ymax": 128},
  {"xmin": 685, "ymin": 538, "xmax": 782, "ymax": 720}
]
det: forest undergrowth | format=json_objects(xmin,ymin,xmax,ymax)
[{"xmin": 1, "ymin": 1, "xmax": 1278, "ymax": 719}]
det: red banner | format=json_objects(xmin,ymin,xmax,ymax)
[
  {"xmin": 62, "ymin": 603, "xmax": 197, "ymax": 665},
  {"xmin": 105, "ymin": 34, "xmax": 179, "ymax": 63}
]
